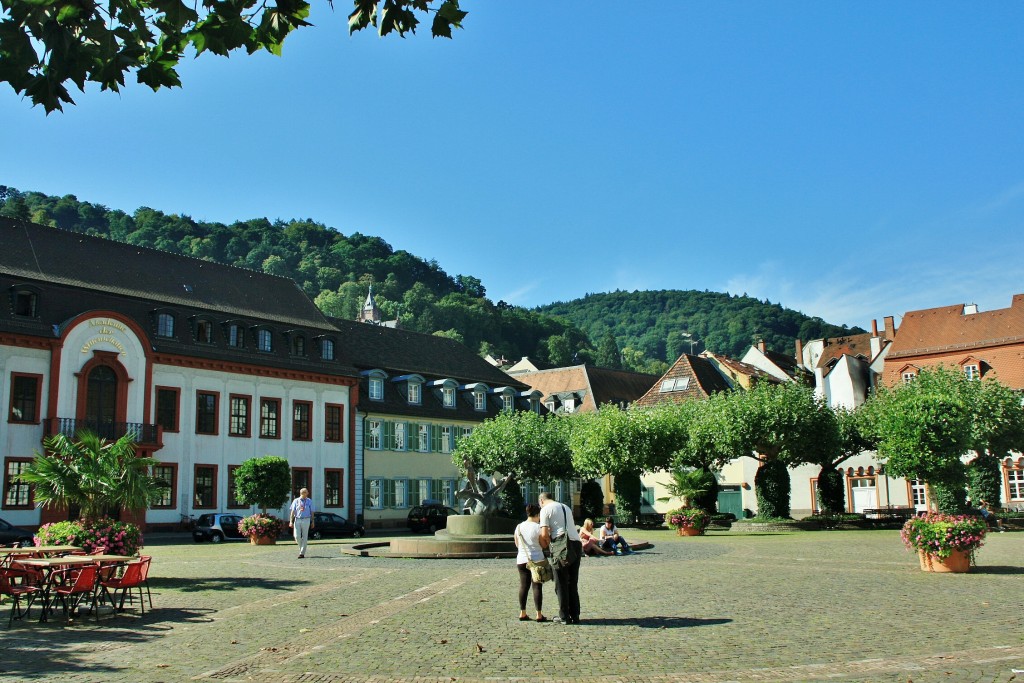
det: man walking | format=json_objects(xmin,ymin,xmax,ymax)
[
  {"xmin": 289, "ymin": 488, "xmax": 316, "ymax": 558},
  {"xmin": 538, "ymin": 491, "xmax": 583, "ymax": 624}
]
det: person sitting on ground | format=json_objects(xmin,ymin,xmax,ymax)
[
  {"xmin": 599, "ymin": 516, "xmax": 631, "ymax": 554},
  {"xmin": 578, "ymin": 518, "xmax": 614, "ymax": 556},
  {"xmin": 978, "ymin": 499, "xmax": 1005, "ymax": 532}
]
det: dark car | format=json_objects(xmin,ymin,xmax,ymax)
[
  {"xmin": 0, "ymin": 517, "xmax": 34, "ymax": 547},
  {"xmin": 310, "ymin": 512, "xmax": 364, "ymax": 540},
  {"xmin": 407, "ymin": 502, "xmax": 460, "ymax": 533},
  {"xmin": 192, "ymin": 513, "xmax": 246, "ymax": 543}
]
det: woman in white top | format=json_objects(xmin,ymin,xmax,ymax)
[{"xmin": 514, "ymin": 503, "xmax": 548, "ymax": 622}]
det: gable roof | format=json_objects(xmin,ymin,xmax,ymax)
[
  {"xmin": 702, "ymin": 352, "xmax": 780, "ymax": 386},
  {"xmin": 814, "ymin": 332, "xmax": 879, "ymax": 370},
  {"xmin": 887, "ymin": 295, "xmax": 1024, "ymax": 358},
  {"xmin": 633, "ymin": 353, "xmax": 733, "ymax": 408},
  {"xmin": 0, "ymin": 217, "xmax": 329, "ymax": 328},
  {"xmin": 514, "ymin": 364, "xmax": 659, "ymax": 413}
]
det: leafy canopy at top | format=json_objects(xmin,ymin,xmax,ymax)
[
  {"xmin": 234, "ymin": 455, "xmax": 292, "ymax": 513},
  {"xmin": 1, "ymin": 0, "xmax": 467, "ymax": 112}
]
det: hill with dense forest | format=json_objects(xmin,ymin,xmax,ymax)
[
  {"xmin": 537, "ymin": 291, "xmax": 864, "ymax": 366},
  {"xmin": 0, "ymin": 186, "xmax": 862, "ymax": 375}
]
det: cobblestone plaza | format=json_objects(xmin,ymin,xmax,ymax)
[{"xmin": 2, "ymin": 529, "xmax": 1021, "ymax": 683}]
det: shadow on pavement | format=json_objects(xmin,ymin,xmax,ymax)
[
  {"xmin": 148, "ymin": 576, "xmax": 308, "ymax": 592},
  {"xmin": 0, "ymin": 607, "xmax": 217, "ymax": 679},
  {"xmin": 971, "ymin": 565, "xmax": 1024, "ymax": 575},
  {"xmin": 576, "ymin": 616, "xmax": 731, "ymax": 628}
]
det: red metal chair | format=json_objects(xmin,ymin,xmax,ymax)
[
  {"xmin": 99, "ymin": 558, "xmax": 148, "ymax": 613},
  {"xmin": 0, "ymin": 568, "xmax": 42, "ymax": 626},
  {"xmin": 138, "ymin": 556, "xmax": 153, "ymax": 610},
  {"xmin": 50, "ymin": 564, "xmax": 100, "ymax": 623}
]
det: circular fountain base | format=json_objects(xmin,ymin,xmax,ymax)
[{"xmin": 344, "ymin": 515, "xmax": 520, "ymax": 558}]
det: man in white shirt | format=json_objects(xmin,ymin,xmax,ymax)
[
  {"xmin": 599, "ymin": 517, "xmax": 631, "ymax": 554},
  {"xmin": 289, "ymin": 488, "xmax": 316, "ymax": 558},
  {"xmin": 538, "ymin": 491, "xmax": 583, "ymax": 624}
]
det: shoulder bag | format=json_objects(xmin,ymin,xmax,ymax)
[
  {"xmin": 548, "ymin": 504, "xmax": 581, "ymax": 569},
  {"xmin": 516, "ymin": 526, "xmax": 553, "ymax": 583}
]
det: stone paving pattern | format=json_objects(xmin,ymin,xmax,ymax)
[{"xmin": 1, "ymin": 529, "xmax": 1021, "ymax": 683}]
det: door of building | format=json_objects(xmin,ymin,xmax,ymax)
[
  {"xmin": 910, "ymin": 480, "xmax": 928, "ymax": 512},
  {"xmin": 717, "ymin": 487, "xmax": 743, "ymax": 519},
  {"xmin": 850, "ymin": 478, "xmax": 878, "ymax": 513},
  {"xmin": 85, "ymin": 365, "xmax": 118, "ymax": 439}
]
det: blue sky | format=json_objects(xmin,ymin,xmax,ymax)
[{"xmin": 3, "ymin": 2, "xmax": 1024, "ymax": 331}]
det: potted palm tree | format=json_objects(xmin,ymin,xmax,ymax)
[
  {"xmin": 16, "ymin": 431, "xmax": 168, "ymax": 551},
  {"xmin": 659, "ymin": 468, "xmax": 717, "ymax": 536}
]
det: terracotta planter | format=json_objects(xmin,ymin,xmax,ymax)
[
  {"xmin": 250, "ymin": 535, "xmax": 277, "ymax": 545},
  {"xmin": 918, "ymin": 549, "xmax": 970, "ymax": 573},
  {"xmin": 677, "ymin": 527, "xmax": 701, "ymax": 537}
]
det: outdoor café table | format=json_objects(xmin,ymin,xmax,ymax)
[
  {"xmin": 0, "ymin": 546, "xmax": 82, "ymax": 558},
  {"xmin": 13, "ymin": 555, "xmax": 133, "ymax": 621}
]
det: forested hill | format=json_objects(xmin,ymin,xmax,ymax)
[
  {"xmin": 0, "ymin": 186, "xmax": 861, "ymax": 375},
  {"xmin": 537, "ymin": 290, "xmax": 864, "ymax": 364}
]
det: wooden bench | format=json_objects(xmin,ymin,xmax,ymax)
[{"xmin": 863, "ymin": 507, "xmax": 916, "ymax": 526}]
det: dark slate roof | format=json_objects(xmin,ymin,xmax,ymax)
[
  {"xmin": 0, "ymin": 218, "xmax": 329, "ymax": 328},
  {"xmin": 0, "ymin": 218, "xmax": 358, "ymax": 377},
  {"xmin": 633, "ymin": 353, "xmax": 733, "ymax": 408},
  {"xmin": 329, "ymin": 318, "xmax": 533, "ymax": 419}
]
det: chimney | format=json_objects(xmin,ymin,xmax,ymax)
[
  {"xmin": 757, "ymin": 339, "xmax": 766, "ymax": 354},
  {"xmin": 795, "ymin": 339, "xmax": 803, "ymax": 364},
  {"xmin": 883, "ymin": 316, "xmax": 895, "ymax": 339},
  {"xmin": 871, "ymin": 319, "xmax": 878, "ymax": 336}
]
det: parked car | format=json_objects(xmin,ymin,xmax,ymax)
[
  {"xmin": 407, "ymin": 502, "xmax": 460, "ymax": 533},
  {"xmin": 310, "ymin": 512, "xmax": 364, "ymax": 539},
  {"xmin": 0, "ymin": 517, "xmax": 34, "ymax": 547},
  {"xmin": 192, "ymin": 513, "xmax": 246, "ymax": 543}
]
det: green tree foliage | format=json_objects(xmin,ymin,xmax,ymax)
[
  {"xmin": 453, "ymin": 411, "xmax": 575, "ymax": 487},
  {"xmin": 0, "ymin": 186, "xmax": 587, "ymax": 363},
  {"xmin": 497, "ymin": 476, "xmax": 525, "ymax": 520},
  {"xmin": 2, "ymin": 0, "xmax": 467, "ymax": 113},
  {"xmin": 538, "ymin": 289, "xmax": 862, "ymax": 361},
  {"xmin": 234, "ymin": 456, "xmax": 292, "ymax": 514},
  {"xmin": 612, "ymin": 471, "xmax": 642, "ymax": 521},
  {"xmin": 754, "ymin": 458, "xmax": 791, "ymax": 519},
  {"xmin": 860, "ymin": 367, "xmax": 974, "ymax": 512},
  {"xmin": 596, "ymin": 330, "xmax": 622, "ymax": 369},
  {"xmin": 967, "ymin": 455, "xmax": 1003, "ymax": 509},
  {"xmin": 811, "ymin": 406, "xmax": 874, "ymax": 514},
  {"xmin": 815, "ymin": 468, "xmax": 845, "ymax": 515},
  {"xmin": 17, "ymin": 431, "xmax": 169, "ymax": 521},
  {"xmin": 657, "ymin": 467, "xmax": 718, "ymax": 514},
  {"xmin": 570, "ymin": 404, "xmax": 685, "ymax": 479}
]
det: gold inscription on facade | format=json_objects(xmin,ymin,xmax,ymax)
[{"xmin": 82, "ymin": 319, "xmax": 129, "ymax": 354}]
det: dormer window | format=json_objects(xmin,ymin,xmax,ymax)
[
  {"xmin": 321, "ymin": 338, "xmax": 335, "ymax": 361},
  {"xmin": 256, "ymin": 329, "xmax": 273, "ymax": 352},
  {"xmin": 408, "ymin": 382, "xmax": 421, "ymax": 405},
  {"xmin": 902, "ymin": 371, "xmax": 916, "ymax": 383},
  {"xmin": 156, "ymin": 312, "xmax": 175, "ymax": 338},
  {"xmin": 290, "ymin": 333, "xmax": 306, "ymax": 357},
  {"xmin": 369, "ymin": 377, "xmax": 383, "ymax": 400},
  {"xmin": 964, "ymin": 364, "xmax": 980, "ymax": 380},
  {"xmin": 659, "ymin": 378, "xmax": 690, "ymax": 393},
  {"xmin": 474, "ymin": 391, "xmax": 486, "ymax": 411},
  {"xmin": 563, "ymin": 397, "xmax": 575, "ymax": 413},
  {"xmin": 13, "ymin": 288, "xmax": 38, "ymax": 317},
  {"xmin": 225, "ymin": 323, "xmax": 244, "ymax": 348},
  {"xmin": 195, "ymin": 319, "xmax": 214, "ymax": 344},
  {"xmin": 443, "ymin": 387, "xmax": 455, "ymax": 407},
  {"xmin": 502, "ymin": 394, "xmax": 514, "ymax": 412}
]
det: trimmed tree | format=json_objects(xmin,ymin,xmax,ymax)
[
  {"xmin": 18, "ymin": 431, "xmax": 168, "ymax": 521},
  {"xmin": 234, "ymin": 456, "xmax": 292, "ymax": 514},
  {"xmin": 452, "ymin": 410, "xmax": 574, "ymax": 517},
  {"xmin": 861, "ymin": 367, "xmax": 974, "ymax": 513},
  {"xmin": 814, "ymin": 406, "xmax": 875, "ymax": 515}
]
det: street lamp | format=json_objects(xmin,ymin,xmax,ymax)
[{"xmin": 681, "ymin": 332, "xmax": 696, "ymax": 355}]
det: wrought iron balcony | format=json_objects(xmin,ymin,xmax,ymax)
[{"xmin": 43, "ymin": 418, "xmax": 161, "ymax": 445}]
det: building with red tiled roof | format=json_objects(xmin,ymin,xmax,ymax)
[
  {"xmin": 881, "ymin": 295, "xmax": 1024, "ymax": 390},
  {"xmin": 514, "ymin": 364, "xmax": 659, "ymax": 414},
  {"xmin": 801, "ymin": 323, "xmax": 893, "ymax": 409},
  {"xmin": 701, "ymin": 351, "xmax": 780, "ymax": 390},
  {"xmin": 740, "ymin": 340, "xmax": 813, "ymax": 385}
]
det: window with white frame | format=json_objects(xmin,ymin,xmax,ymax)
[
  {"xmin": 474, "ymin": 391, "xmax": 486, "ymax": 411},
  {"xmin": 366, "ymin": 419, "xmax": 382, "ymax": 450},
  {"xmin": 563, "ymin": 397, "xmax": 575, "ymax": 413},
  {"xmin": 408, "ymin": 382, "xmax": 421, "ymax": 405},
  {"xmin": 430, "ymin": 424, "xmax": 452, "ymax": 453},
  {"xmin": 416, "ymin": 478, "xmax": 431, "ymax": 505},
  {"xmin": 369, "ymin": 377, "xmax": 383, "ymax": 401},
  {"xmin": 443, "ymin": 386, "xmax": 455, "ymax": 407},
  {"xmin": 502, "ymin": 394, "xmax": 514, "ymax": 412},
  {"xmin": 545, "ymin": 400, "xmax": 555, "ymax": 412},
  {"xmin": 394, "ymin": 478, "xmax": 408, "ymax": 508},
  {"xmin": 1007, "ymin": 464, "xmax": 1024, "ymax": 501},
  {"xmin": 902, "ymin": 371, "xmax": 916, "ymax": 383},
  {"xmin": 460, "ymin": 426, "xmax": 473, "ymax": 440},
  {"xmin": 364, "ymin": 478, "xmax": 383, "ymax": 509},
  {"xmin": 964, "ymin": 365, "xmax": 980, "ymax": 380},
  {"xmin": 417, "ymin": 424, "xmax": 430, "ymax": 452},
  {"xmin": 394, "ymin": 422, "xmax": 406, "ymax": 451},
  {"xmin": 442, "ymin": 479, "xmax": 456, "ymax": 506}
]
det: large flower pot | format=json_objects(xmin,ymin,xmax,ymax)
[
  {"xmin": 678, "ymin": 527, "xmax": 701, "ymax": 537},
  {"xmin": 250, "ymin": 535, "xmax": 277, "ymax": 546},
  {"xmin": 919, "ymin": 549, "xmax": 970, "ymax": 573}
]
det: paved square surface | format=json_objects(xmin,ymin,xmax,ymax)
[{"xmin": 1, "ymin": 529, "xmax": 1021, "ymax": 683}]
